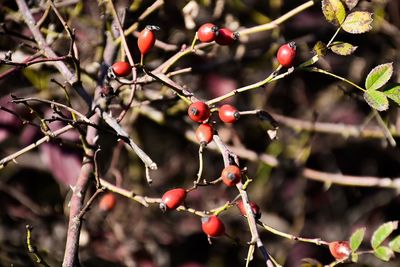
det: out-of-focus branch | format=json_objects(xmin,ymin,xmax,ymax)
[
  {"xmin": 302, "ymin": 168, "xmax": 400, "ymax": 189},
  {"xmin": 238, "ymin": 0, "xmax": 315, "ymax": 36},
  {"xmin": 273, "ymin": 113, "xmax": 400, "ymax": 139}
]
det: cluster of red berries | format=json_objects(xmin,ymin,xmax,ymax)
[
  {"xmin": 161, "ymin": 100, "xmax": 263, "ymax": 237},
  {"xmin": 159, "ymin": 186, "xmax": 262, "ymax": 238},
  {"xmin": 197, "ymin": 23, "xmax": 239, "ymax": 46},
  {"xmin": 188, "ymin": 101, "xmax": 240, "ymax": 146},
  {"xmin": 105, "ymin": 23, "xmax": 301, "ymax": 242}
]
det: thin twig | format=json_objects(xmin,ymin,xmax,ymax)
[
  {"xmin": 258, "ymin": 220, "xmax": 328, "ymax": 246},
  {"xmin": 272, "ymin": 113, "xmax": 400, "ymax": 139},
  {"xmin": 238, "ymin": 0, "xmax": 315, "ymax": 36},
  {"xmin": 26, "ymin": 225, "xmax": 51, "ymax": 267},
  {"xmin": 15, "ymin": 0, "xmax": 92, "ymax": 106},
  {"xmin": 213, "ymin": 136, "xmax": 277, "ymax": 266},
  {"xmin": 76, "ymin": 188, "xmax": 105, "ymax": 220},
  {"xmin": 0, "ymin": 124, "xmax": 74, "ymax": 169}
]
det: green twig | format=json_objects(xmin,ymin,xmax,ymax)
[
  {"xmin": 206, "ymin": 65, "xmax": 282, "ymax": 105},
  {"xmin": 26, "ymin": 225, "xmax": 51, "ymax": 267},
  {"xmin": 303, "ymin": 67, "xmax": 366, "ymax": 92}
]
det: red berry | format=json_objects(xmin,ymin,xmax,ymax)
[
  {"xmin": 218, "ymin": 104, "xmax": 240, "ymax": 123},
  {"xmin": 160, "ymin": 188, "xmax": 187, "ymax": 211},
  {"xmin": 111, "ymin": 61, "xmax": 131, "ymax": 77},
  {"xmin": 221, "ymin": 165, "xmax": 242, "ymax": 187},
  {"xmin": 201, "ymin": 215, "xmax": 225, "ymax": 237},
  {"xmin": 197, "ymin": 23, "xmax": 219, "ymax": 43},
  {"xmin": 196, "ymin": 123, "xmax": 214, "ymax": 145},
  {"xmin": 215, "ymin": 28, "xmax": 238, "ymax": 46},
  {"xmin": 277, "ymin": 42, "xmax": 296, "ymax": 67},
  {"xmin": 99, "ymin": 193, "xmax": 117, "ymax": 211},
  {"xmin": 328, "ymin": 241, "xmax": 351, "ymax": 260},
  {"xmin": 138, "ymin": 25, "xmax": 158, "ymax": 55},
  {"xmin": 236, "ymin": 199, "xmax": 261, "ymax": 220},
  {"xmin": 188, "ymin": 101, "xmax": 211, "ymax": 123}
]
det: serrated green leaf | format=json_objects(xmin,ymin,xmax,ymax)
[
  {"xmin": 313, "ymin": 41, "xmax": 327, "ymax": 57},
  {"xmin": 389, "ymin": 235, "xmax": 400, "ymax": 253},
  {"xmin": 364, "ymin": 90, "xmax": 389, "ymax": 111},
  {"xmin": 330, "ymin": 41, "xmax": 357, "ymax": 56},
  {"xmin": 374, "ymin": 246, "xmax": 394, "ymax": 261},
  {"xmin": 349, "ymin": 227, "xmax": 365, "ymax": 251},
  {"xmin": 371, "ymin": 221, "xmax": 398, "ymax": 249},
  {"xmin": 365, "ymin": 63, "xmax": 393, "ymax": 90},
  {"xmin": 384, "ymin": 85, "xmax": 400, "ymax": 105},
  {"xmin": 321, "ymin": 0, "xmax": 346, "ymax": 26},
  {"xmin": 344, "ymin": 0, "xmax": 359, "ymax": 10},
  {"xmin": 342, "ymin": 11, "xmax": 373, "ymax": 34}
]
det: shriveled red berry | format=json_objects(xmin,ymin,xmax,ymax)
[
  {"xmin": 188, "ymin": 101, "xmax": 211, "ymax": 123},
  {"xmin": 197, "ymin": 23, "xmax": 219, "ymax": 43},
  {"xmin": 328, "ymin": 241, "xmax": 351, "ymax": 260},
  {"xmin": 201, "ymin": 215, "xmax": 225, "ymax": 237},
  {"xmin": 138, "ymin": 25, "xmax": 158, "ymax": 55},
  {"xmin": 99, "ymin": 193, "xmax": 117, "ymax": 211},
  {"xmin": 221, "ymin": 165, "xmax": 242, "ymax": 187},
  {"xmin": 215, "ymin": 28, "xmax": 238, "ymax": 46},
  {"xmin": 111, "ymin": 61, "xmax": 131, "ymax": 77},
  {"xmin": 277, "ymin": 42, "xmax": 296, "ymax": 67},
  {"xmin": 236, "ymin": 199, "xmax": 261, "ymax": 220},
  {"xmin": 160, "ymin": 188, "xmax": 187, "ymax": 211},
  {"xmin": 218, "ymin": 104, "xmax": 240, "ymax": 123},
  {"xmin": 196, "ymin": 123, "xmax": 214, "ymax": 145}
]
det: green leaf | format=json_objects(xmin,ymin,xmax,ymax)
[
  {"xmin": 371, "ymin": 221, "xmax": 398, "ymax": 249},
  {"xmin": 389, "ymin": 235, "xmax": 400, "ymax": 253},
  {"xmin": 374, "ymin": 246, "xmax": 394, "ymax": 262},
  {"xmin": 344, "ymin": 0, "xmax": 359, "ymax": 10},
  {"xmin": 330, "ymin": 41, "xmax": 357, "ymax": 56},
  {"xmin": 364, "ymin": 90, "xmax": 389, "ymax": 111},
  {"xmin": 349, "ymin": 227, "xmax": 365, "ymax": 251},
  {"xmin": 321, "ymin": 0, "xmax": 346, "ymax": 26},
  {"xmin": 384, "ymin": 85, "xmax": 400, "ymax": 105},
  {"xmin": 365, "ymin": 63, "xmax": 393, "ymax": 90},
  {"xmin": 342, "ymin": 11, "xmax": 373, "ymax": 34},
  {"xmin": 313, "ymin": 41, "xmax": 327, "ymax": 57}
]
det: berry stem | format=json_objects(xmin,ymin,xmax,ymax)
[
  {"xmin": 195, "ymin": 145, "xmax": 205, "ymax": 184},
  {"xmin": 211, "ymin": 201, "xmax": 232, "ymax": 215},
  {"xmin": 327, "ymin": 26, "xmax": 342, "ymax": 47},
  {"xmin": 206, "ymin": 65, "xmax": 282, "ymax": 105},
  {"xmin": 140, "ymin": 54, "xmax": 144, "ymax": 65},
  {"xmin": 190, "ymin": 32, "xmax": 198, "ymax": 50},
  {"xmin": 303, "ymin": 67, "xmax": 366, "ymax": 92}
]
